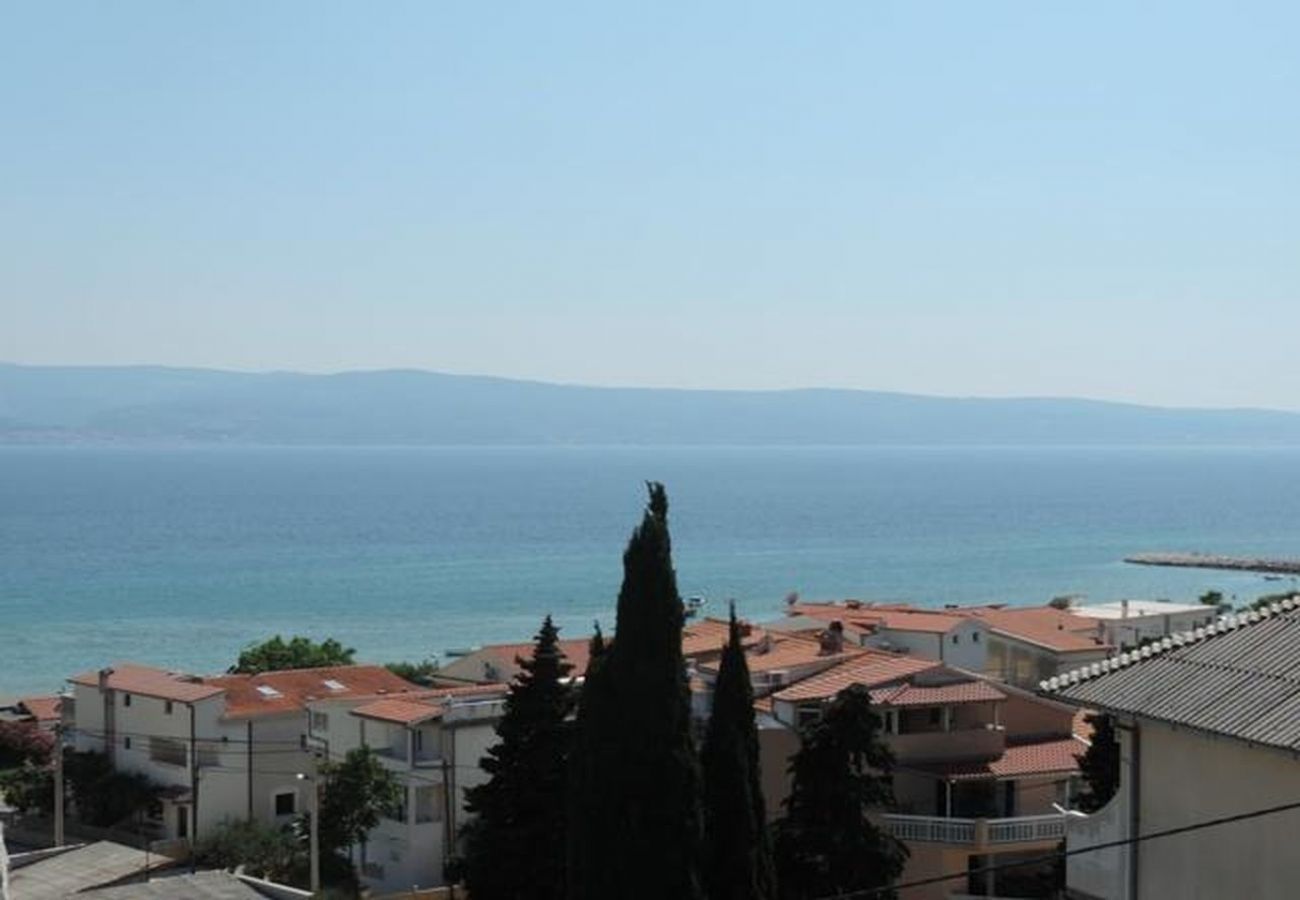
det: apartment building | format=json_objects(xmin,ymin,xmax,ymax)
[
  {"xmin": 771, "ymin": 650, "xmax": 1084, "ymax": 900},
  {"xmin": 64, "ymin": 662, "xmax": 418, "ymax": 843},
  {"xmin": 304, "ymin": 683, "xmax": 508, "ymax": 894},
  {"xmin": 1046, "ymin": 597, "xmax": 1300, "ymax": 900}
]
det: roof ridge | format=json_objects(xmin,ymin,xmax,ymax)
[{"xmin": 1040, "ymin": 595, "xmax": 1300, "ymax": 693}]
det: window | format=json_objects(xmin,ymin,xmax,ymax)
[
  {"xmin": 150, "ymin": 736, "xmax": 188, "ymax": 767},
  {"xmin": 322, "ymin": 679, "xmax": 346, "ymax": 692},
  {"xmin": 796, "ymin": 704, "xmax": 822, "ymax": 729},
  {"xmin": 415, "ymin": 784, "xmax": 444, "ymax": 823},
  {"xmin": 311, "ymin": 711, "xmax": 329, "ymax": 733},
  {"xmin": 951, "ymin": 634, "xmax": 959, "ymax": 645},
  {"xmin": 164, "ymin": 700, "xmax": 173, "ymax": 715},
  {"xmin": 928, "ymin": 707, "xmax": 942, "ymax": 727},
  {"xmin": 122, "ymin": 693, "xmax": 132, "ymax": 707},
  {"xmin": 274, "ymin": 791, "xmax": 297, "ymax": 816},
  {"xmin": 123, "ymin": 736, "xmax": 131, "ymax": 750},
  {"xmin": 256, "ymin": 685, "xmax": 282, "ymax": 699},
  {"xmin": 973, "ymin": 632, "xmax": 980, "ymax": 643}
]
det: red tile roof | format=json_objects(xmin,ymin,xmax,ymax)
[
  {"xmin": 352, "ymin": 698, "xmax": 446, "ymax": 726},
  {"xmin": 17, "ymin": 696, "xmax": 62, "ymax": 722},
  {"xmin": 908, "ymin": 737, "xmax": 1084, "ymax": 781},
  {"xmin": 209, "ymin": 666, "xmax": 420, "ymax": 719},
  {"xmin": 439, "ymin": 638, "xmax": 592, "ymax": 684},
  {"xmin": 700, "ymin": 634, "xmax": 864, "ymax": 675},
  {"xmin": 771, "ymin": 652, "xmax": 941, "ymax": 702},
  {"xmin": 69, "ymin": 664, "xmax": 226, "ymax": 704},
  {"xmin": 681, "ymin": 617, "xmax": 766, "ymax": 658},
  {"xmin": 869, "ymin": 680, "xmax": 1006, "ymax": 708},
  {"xmin": 955, "ymin": 606, "xmax": 1109, "ymax": 653},
  {"xmin": 350, "ymin": 684, "xmax": 509, "ymax": 725},
  {"xmin": 793, "ymin": 602, "xmax": 967, "ymax": 635}
]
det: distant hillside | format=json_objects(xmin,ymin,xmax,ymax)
[{"xmin": 4, "ymin": 363, "xmax": 1300, "ymax": 446}]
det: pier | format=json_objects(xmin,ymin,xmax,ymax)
[{"xmin": 1125, "ymin": 552, "xmax": 1300, "ymax": 576}]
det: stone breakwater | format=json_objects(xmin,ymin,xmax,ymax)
[{"xmin": 1126, "ymin": 552, "xmax": 1300, "ymax": 575}]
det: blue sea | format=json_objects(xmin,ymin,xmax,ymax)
[{"xmin": 3, "ymin": 445, "xmax": 1299, "ymax": 696}]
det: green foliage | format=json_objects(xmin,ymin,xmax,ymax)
[
  {"xmin": 1199, "ymin": 590, "xmax": 1225, "ymax": 607},
  {"xmin": 464, "ymin": 615, "xmax": 575, "ymax": 900},
  {"xmin": 773, "ymin": 685, "xmax": 908, "ymax": 900},
  {"xmin": 1244, "ymin": 591, "xmax": 1299, "ymax": 612},
  {"xmin": 702, "ymin": 605, "xmax": 775, "ymax": 900},
  {"xmin": 230, "ymin": 635, "xmax": 356, "ymax": 674},
  {"xmin": 0, "ymin": 721, "xmax": 55, "ymax": 768},
  {"xmin": 569, "ymin": 482, "xmax": 705, "ymax": 900},
  {"xmin": 194, "ymin": 819, "xmax": 303, "ymax": 882},
  {"xmin": 318, "ymin": 746, "xmax": 402, "ymax": 855},
  {"xmin": 384, "ymin": 659, "xmax": 439, "ymax": 684},
  {"xmin": 64, "ymin": 750, "xmax": 163, "ymax": 826},
  {"xmin": 0, "ymin": 762, "xmax": 53, "ymax": 814},
  {"xmin": 1076, "ymin": 712, "xmax": 1120, "ymax": 813}
]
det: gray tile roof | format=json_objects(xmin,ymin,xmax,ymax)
[
  {"xmin": 9, "ymin": 841, "xmax": 167, "ymax": 899},
  {"xmin": 1042, "ymin": 597, "xmax": 1300, "ymax": 752},
  {"xmin": 81, "ymin": 870, "xmax": 273, "ymax": 899}
]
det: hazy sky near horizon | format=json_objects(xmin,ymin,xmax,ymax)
[{"xmin": 3, "ymin": 3, "xmax": 1298, "ymax": 408}]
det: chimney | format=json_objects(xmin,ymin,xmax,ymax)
[
  {"xmin": 1122, "ymin": 599, "xmax": 1130, "ymax": 620},
  {"xmin": 820, "ymin": 621, "xmax": 846, "ymax": 655},
  {"xmin": 98, "ymin": 667, "xmax": 113, "ymax": 693}
]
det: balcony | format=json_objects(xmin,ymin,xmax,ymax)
[{"xmin": 882, "ymin": 813, "xmax": 1066, "ymax": 849}]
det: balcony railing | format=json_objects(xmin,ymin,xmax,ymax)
[{"xmin": 882, "ymin": 813, "xmax": 1066, "ymax": 848}]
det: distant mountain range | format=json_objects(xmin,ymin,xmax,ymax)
[{"xmin": 3, "ymin": 363, "xmax": 1300, "ymax": 446}]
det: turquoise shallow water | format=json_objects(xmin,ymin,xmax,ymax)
[{"xmin": 2, "ymin": 444, "xmax": 1298, "ymax": 695}]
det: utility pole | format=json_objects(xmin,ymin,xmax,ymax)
[
  {"xmin": 53, "ymin": 723, "xmax": 64, "ymax": 847},
  {"xmin": 299, "ymin": 751, "xmax": 322, "ymax": 896}
]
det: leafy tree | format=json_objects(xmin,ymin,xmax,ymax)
[
  {"xmin": 384, "ymin": 659, "xmax": 439, "ymax": 684},
  {"xmin": 0, "ymin": 721, "xmax": 55, "ymax": 768},
  {"xmin": 1076, "ymin": 712, "xmax": 1120, "ymax": 813},
  {"xmin": 464, "ymin": 615, "xmax": 575, "ymax": 900},
  {"xmin": 569, "ymin": 483, "xmax": 705, "ymax": 900},
  {"xmin": 230, "ymin": 635, "xmax": 356, "ymax": 674},
  {"xmin": 195, "ymin": 819, "xmax": 302, "ymax": 882},
  {"xmin": 701, "ymin": 604, "xmax": 775, "ymax": 900},
  {"xmin": 317, "ymin": 746, "xmax": 402, "ymax": 859},
  {"xmin": 773, "ymin": 685, "xmax": 908, "ymax": 900},
  {"xmin": 0, "ymin": 762, "xmax": 53, "ymax": 814}
]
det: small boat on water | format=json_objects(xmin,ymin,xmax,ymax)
[
  {"xmin": 685, "ymin": 596, "xmax": 706, "ymax": 619},
  {"xmin": 443, "ymin": 647, "xmax": 478, "ymax": 658}
]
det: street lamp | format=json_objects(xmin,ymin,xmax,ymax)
[{"xmin": 296, "ymin": 770, "xmax": 320, "ymax": 895}]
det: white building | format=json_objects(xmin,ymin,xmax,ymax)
[
  {"xmin": 305, "ymin": 683, "xmax": 508, "ymax": 894},
  {"xmin": 65, "ymin": 662, "xmax": 419, "ymax": 844},
  {"xmin": 1047, "ymin": 599, "xmax": 1300, "ymax": 900},
  {"xmin": 1067, "ymin": 598, "xmax": 1217, "ymax": 649}
]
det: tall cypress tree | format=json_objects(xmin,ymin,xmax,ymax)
[
  {"xmin": 569, "ymin": 482, "xmax": 704, "ymax": 900},
  {"xmin": 773, "ymin": 685, "xmax": 908, "ymax": 900},
  {"xmin": 464, "ymin": 615, "xmax": 574, "ymax": 900},
  {"xmin": 1075, "ymin": 712, "xmax": 1120, "ymax": 813},
  {"xmin": 702, "ymin": 604, "xmax": 776, "ymax": 900}
]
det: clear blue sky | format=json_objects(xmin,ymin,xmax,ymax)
[{"xmin": 3, "ymin": 2, "xmax": 1297, "ymax": 408}]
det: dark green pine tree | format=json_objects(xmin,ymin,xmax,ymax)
[
  {"xmin": 773, "ymin": 685, "xmax": 909, "ymax": 900},
  {"xmin": 1075, "ymin": 712, "xmax": 1120, "ymax": 813},
  {"xmin": 702, "ymin": 604, "xmax": 776, "ymax": 900},
  {"xmin": 463, "ymin": 615, "xmax": 575, "ymax": 900},
  {"xmin": 569, "ymin": 482, "xmax": 705, "ymax": 900}
]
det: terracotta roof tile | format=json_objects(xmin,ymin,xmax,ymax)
[
  {"xmin": 909, "ymin": 737, "xmax": 1084, "ymax": 781},
  {"xmin": 957, "ymin": 606, "xmax": 1110, "ymax": 653},
  {"xmin": 793, "ymin": 602, "xmax": 966, "ymax": 635},
  {"xmin": 69, "ymin": 663, "xmax": 226, "ymax": 704},
  {"xmin": 352, "ymin": 698, "xmax": 446, "ymax": 725},
  {"xmin": 17, "ymin": 696, "xmax": 62, "ymax": 722},
  {"xmin": 700, "ymin": 634, "xmax": 864, "ymax": 675},
  {"xmin": 771, "ymin": 652, "xmax": 941, "ymax": 702},
  {"xmin": 209, "ymin": 665, "xmax": 420, "ymax": 719},
  {"xmin": 681, "ymin": 617, "xmax": 766, "ymax": 658},
  {"xmin": 870, "ymin": 680, "xmax": 1006, "ymax": 707}
]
